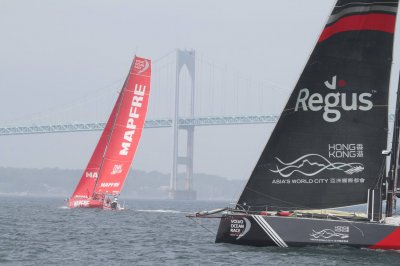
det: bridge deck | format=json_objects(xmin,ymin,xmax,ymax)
[{"xmin": 0, "ymin": 115, "xmax": 281, "ymax": 136}]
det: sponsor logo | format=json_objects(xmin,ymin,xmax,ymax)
[
  {"xmin": 85, "ymin": 172, "xmax": 98, "ymax": 179},
  {"xmin": 100, "ymin": 182, "xmax": 120, "ymax": 188},
  {"xmin": 295, "ymin": 75, "xmax": 373, "ymax": 122},
  {"xmin": 73, "ymin": 200, "xmax": 89, "ymax": 207},
  {"xmin": 229, "ymin": 218, "xmax": 251, "ymax": 240},
  {"xmin": 310, "ymin": 226, "xmax": 349, "ymax": 243},
  {"xmin": 270, "ymin": 154, "xmax": 364, "ymax": 178},
  {"xmin": 73, "ymin": 195, "xmax": 89, "ymax": 199},
  {"xmin": 120, "ymin": 83, "xmax": 146, "ymax": 156},
  {"xmin": 134, "ymin": 59, "xmax": 150, "ymax": 74},
  {"xmin": 111, "ymin": 164, "xmax": 123, "ymax": 175},
  {"xmin": 329, "ymin": 143, "xmax": 364, "ymax": 158}
]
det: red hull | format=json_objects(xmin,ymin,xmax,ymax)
[
  {"xmin": 68, "ymin": 198, "xmax": 104, "ymax": 209},
  {"xmin": 68, "ymin": 198, "xmax": 123, "ymax": 210}
]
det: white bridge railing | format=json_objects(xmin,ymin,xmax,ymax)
[
  {"xmin": 0, "ymin": 114, "xmax": 395, "ymax": 136},
  {"xmin": 0, "ymin": 115, "xmax": 281, "ymax": 136}
]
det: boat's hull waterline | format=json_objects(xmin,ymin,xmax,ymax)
[
  {"xmin": 68, "ymin": 198, "xmax": 124, "ymax": 210},
  {"xmin": 69, "ymin": 198, "xmax": 103, "ymax": 209},
  {"xmin": 215, "ymin": 214, "xmax": 400, "ymax": 249}
]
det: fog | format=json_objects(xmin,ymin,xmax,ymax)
[{"xmin": 2, "ymin": 0, "xmax": 398, "ymax": 183}]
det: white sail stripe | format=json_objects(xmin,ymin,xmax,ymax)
[
  {"xmin": 257, "ymin": 216, "xmax": 288, "ymax": 247},
  {"xmin": 328, "ymin": 5, "xmax": 397, "ymax": 25},
  {"xmin": 253, "ymin": 215, "xmax": 287, "ymax": 247},
  {"xmin": 252, "ymin": 216, "xmax": 282, "ymax": 247},
  {"xmin": 336, "ymin": 1, "xmax": 398, "ymax": 8}
]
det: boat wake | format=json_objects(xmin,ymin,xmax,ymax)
[{"xmin": 270, "ymin": 154, "xmax": 364, "ymax": 177}]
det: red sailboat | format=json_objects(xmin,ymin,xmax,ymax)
[{"xmin": 68, "ymin": 56, "xmax": 151, "ymax": 210}]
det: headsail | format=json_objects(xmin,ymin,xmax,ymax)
[
  {"xmin": 69, "ymin": 90, "xmax": 124, "ymax": 203},
  {"xmin": 69, "ymin": 56, "xmax": 151, "ymax": 205},
  {"xmin": 237, "ymin": 0, "xmax": 399, "ymax": 210}
]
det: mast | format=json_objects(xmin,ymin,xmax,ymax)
[
  {"xmin": 91, "ymin": 63, "xmax": 132, "ymax": 199},
  {"xmin": 386, "ymin": 73, "xmax": 400, "ymax": 217},
  {"xmin": 69, "ymin": 75, "xmax": 127, "ymax": 203}
]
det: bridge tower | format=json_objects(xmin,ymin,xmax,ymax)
[{"xmin": 169, "ymin": 49, "xmax": 197, "ymax": 200}]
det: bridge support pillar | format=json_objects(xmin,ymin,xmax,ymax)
[{"xmin": 169, "ymin": 49, "xmax": 197, "ymax": 200}]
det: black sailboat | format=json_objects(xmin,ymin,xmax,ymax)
[{"xmin": 190, "ymin": 0, "xmax": 400, "ymax": 249}]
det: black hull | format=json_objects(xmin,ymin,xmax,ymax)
[{"xmin": 216, "ymin": 214, "xmax": 400, "ymax": 249}]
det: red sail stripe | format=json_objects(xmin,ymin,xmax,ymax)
[
  {"xmin": 369, "ymin": 227, "xmax": 400, "ymax": 250},
  {"xmin": 319, "ymin": 13, "xmax": 396, "ymax": 42}
]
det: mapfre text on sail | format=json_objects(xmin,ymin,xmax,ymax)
[{"xmin": 120, "ymin": 83, "xmax": 146, "ymax": 156}]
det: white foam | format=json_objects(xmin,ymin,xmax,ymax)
[{"xmin": 384, "ymin": 216, "xmax": 400, "ymax": 226}]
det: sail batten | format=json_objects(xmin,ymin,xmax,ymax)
[{"xmin": 237, "ymin": 0, "xmax": 399, "ymax": 211}]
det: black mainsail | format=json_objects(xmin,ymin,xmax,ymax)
[
  {"xmin": 189, "ymin": 0, "xmax": 400, "ymax": 250},
  {"xmin": 237, "ymin": 0, "xmax": 399, "ymax": 210}
]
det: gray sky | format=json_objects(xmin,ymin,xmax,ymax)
[{"xmin": 1, "ymin": 0, "xmax": 399, "ymax": 181}]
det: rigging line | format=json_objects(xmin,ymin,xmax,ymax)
[
  {"xmin": 187, "ymin": 217, "xmax": 217, "ymax": 236},
  {"xmin": 92, "ymin": 59, "xmax": 136, "ymax": 198},
  {"xmin": 200, "ymin": 61, "xmax": 205, "ymax": 114},
  {"xmin": 152, "ymin": 62, "xmax": 172, "ymax": 73},
  {"xmin": 197, "ymin": 57, "xmax": 201, "ymax": 115},
  {"xmin": 336, "ymin": 2, "xmax": 398, "ymax": 8},
  {"xmin": 243, "ymin": 187, "xmax": 310, "ymax": 210},
  {"xmin": 229, "ymin": 178, "xmax": 246, "ymax": 205},
  {"xmin": 211, "ymin": 63, "xmax": 215, "ymax": 115},
  {"xmin": 2, "ymin": 79, "xmax": 122, "ymax": 126},
  {"xmin": 196, "ymin": 50, "xmax": 290, "ymax": 94},
  {"xmin": 326, "ymin": 213, "xmax": 365, "ymax": 237},
  {"xmin": 222, "ymin": 65, "xmax": 227, "ymax": 115},
  {"xmin": 152, "ymin": 49, "xmax": 177, "ymax": 64},
  {"xmin": 393, "ymin": 202, "xmax": 400, "ymax": 215},
  {"xmin": 373, "ymin": 156, "xmax": 387, "ymax": 188}
]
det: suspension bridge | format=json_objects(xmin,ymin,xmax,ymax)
[
  {"xmin": 0, "ymin": 115, "xmax": 279, "ymax": 135},
  {"xmin": 0, "ymin": 49, "xmax": 289, "ymax": 200},
  {"xmin": 0, "ymin": 50, "xmax": 392, "ymax": 200}
]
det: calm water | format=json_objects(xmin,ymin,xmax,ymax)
[{"xmin": 1, "ymin": 196, "xmax": 400, "ymax": 265}]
